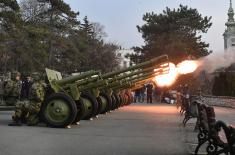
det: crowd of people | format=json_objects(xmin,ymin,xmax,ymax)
[
  {"xmin": 132, "ymin": 81, "xmax": 192, "ymax": 105},
  {"xmin": 133, "ymin": 82, "xmax": 154, "ymax": 104},
  {"xmin": 0, "ymin": 72, "xmax": 46, "ymax": 126}
]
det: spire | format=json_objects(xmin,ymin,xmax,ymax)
[{"xmin": 227, "ymin": 0, "xmax": 235, "ymax": 24}]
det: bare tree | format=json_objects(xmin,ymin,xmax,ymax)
[
  {"xmin": 20, "ymin": 0, "xmax": 48, "ymax": 23},
  {"xmin": 91, "ymin": 22, "xmax": 107, "ymax": 40}
]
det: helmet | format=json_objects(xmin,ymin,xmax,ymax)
[{"xmin": 31, "ymin": 72, "xmax": 41, "ymax": 81}]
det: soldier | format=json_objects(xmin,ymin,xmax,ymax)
[
  {"xmin": 3, "ymin": 71, "xmax": 22, "ymax": 106},
  {"xmin": 21, "ymin": 75, "xmax": 33, "ymax": 99},
  {"xmin": 9, "ymin": 72, "xmax": 45, "ymax": 126}
]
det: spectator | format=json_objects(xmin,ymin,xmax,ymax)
[
  {"xmin": 134, "ymin": 88, "xmax": 141, "ymax": 103},
  {"xmin": 154, "ymin": 86, "xmax": 161, "ymax": 102},
  {"xmin": 140, "ymin": 85, "xmax": 146, "ymax": 103},
  {"xmin": 146, "ymin": 82, "xmax": 153, "ymax": 103}
]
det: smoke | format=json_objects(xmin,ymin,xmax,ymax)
[{"xmin": 197, "ymin": 49, "xmax": 235, "ymax": 73}]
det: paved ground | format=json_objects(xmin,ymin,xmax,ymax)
[
  {"xmin": 0, "ymin": 103, "xmax": 188, "ymax": 155},
  {"xmin": 0, "ymin": 104, "xmax": 234, "ymax": 155}
]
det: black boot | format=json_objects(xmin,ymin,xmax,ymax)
[{"xmin": 8, "ymin": 118, "xmax": 22, "ymax": 126}]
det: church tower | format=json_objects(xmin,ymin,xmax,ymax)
[{"xmin": 224, "ymin": 0, "xmax": 235, "ymax": 50}]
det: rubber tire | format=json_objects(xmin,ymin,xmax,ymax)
[
  {"xmin": 40, "ymin": 92, "xmax": 77, "ymax": 128},
  {"xmin": 81, "ymin": 92, "xmax": 99, "ymax": 120},
  {"xmin": 100, "ymin": 92, "xmax": 112, "ymax": 113},
  {"xmin": 96, "ymin": 97, "xmax": 104, "ymax": 115},
  {"xmin": 73, "ymin": 99, "xmax": 84, "ymax": 123},
  {"xmin": 111, "ymin": 95, "xmax": 116, "ymax": 110},
  {"xmin": 113, "ymin": 93, "xmax": 121, "ymax": 109},
  {"xmin": 125, "ymin": 92, "xmax": 133, "ymax": 105},
  {"xmin": 118, "ymin": 94, "xmax": 124, "ymax": 107},
  {"xmin": 119, "ymin": 94, "xmax": 125, "ymax": 107}
]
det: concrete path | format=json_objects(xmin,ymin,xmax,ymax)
[{"xmin": 0, "ymin": 104, "xmax": 188, "ymax": 155}]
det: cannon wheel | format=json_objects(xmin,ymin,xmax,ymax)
[
  {"xmin": 111, "ymin": 95, "xmax": 116, "ymax": 111},
  {"xmin": 99, "ymin": 92, "xmax": 112, "ymax": 113},
  {"xmin": 96, "ymin": 97, "xmax": 104, "ymax": 115},
  {"xmin": 125, "ymin": 92, "xmax": 133, "ymax": 105},
  {"xmin": 118, "ymin": 94, "xmax": 124, "ymax": 107},
  {"xmin": 119, "ymin": 94, "xmax": 125, "ymax": 106},
  {"xmin": 113, "ymin": 93, "xmax": 121, "ymax": 109},
  {"xmin": 73, "ymin": 99, "xmax": 84, "ymax": 123},
  {"xmin": 40, "ymin": 93, "xmax": 77, "ymax": 128},
  {"xmin": 81, "ymin": 92, "xmax": 98, "ymax": 120}
]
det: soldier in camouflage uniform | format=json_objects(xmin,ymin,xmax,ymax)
[
  {"xmin": 3, "ymin": 71, "xmax": 22, "ymax": 106},
  {"xmin": 9, "ymin": 72, "xmax": 45, "ymax": 126}
]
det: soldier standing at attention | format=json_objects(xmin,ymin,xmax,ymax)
[
  {"xmin": 9, "ymin": 72, "xmax": 45, "ymax": 126},
  {"xmin": 21, "ymin": 75, "xmax": 33, "ymax": 99},
  {"xmin": 3, "ymin": 71, "xmax": 22, "ymax": 106}
]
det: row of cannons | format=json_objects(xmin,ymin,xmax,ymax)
[
  {"xmin": 1, "ymin": 55, "xmax": 169, "ymax": 128},
  {"xmin": 180, "ymin": 95, "xmax": 235, "ymax": 155}
]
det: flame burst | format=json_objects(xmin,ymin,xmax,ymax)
[
  {"xmin": 154, "ymin": 60, "xmax": 198, "ymax": 87},
  {"xmin": 155, "ymin": 63, "xmax": 178, "ymax": 87},
  {"xmin": 177, "ymin": 60, "xmax": 198, "ymax": 74}
]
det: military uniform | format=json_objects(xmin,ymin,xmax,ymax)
[
  {"xmin": 10, "ymin": 73, "xmax": 45, "ymax": 126},
  {"xmin": 4, "ymin": 72, "xmax": 21, "ymax": 106}
]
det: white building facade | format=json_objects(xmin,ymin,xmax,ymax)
[{"xmin": 117, "ymin": 49, "xmax": 135, "ymax": 68}]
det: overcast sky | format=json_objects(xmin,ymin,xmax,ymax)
[{"xmin": 63, "ymin": 0, "xmax": 230, "ymax": 52}]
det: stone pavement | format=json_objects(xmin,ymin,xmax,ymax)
[
  {"xmin": 0, "ymin": 103, "xmax": 189, "ymax": 155},
  {"xmin": 1, "ymin": 103, "xmax": 234, "ymax": 155}
]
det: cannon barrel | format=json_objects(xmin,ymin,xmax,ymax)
[
  {"xmin": 131, "ymin": 77, "xmax": 155, "ymax": 90},
  {"xmin": 100, "ymin": 62, "xmax": 169, "ymax": 90},
  {"xmin": 76, "ymin": 55, "xmax": 168, "ymax": 86},
  {"xmin": 56, "ymin": 70, "xmax": 100, "ymax": 86},
  {"xmin": 126, "ymin": 70, "xmax": 159, "ymax": 83},
  {"xmin": 102, "ymin": 55, "xmax": 168, "ymax": 79},
  {"xmin": 79, "ymin": 79, "xmax": 108, "ymax": 91},
  {"xmin": 112, "ymin": 71, "xmax": 159, "ymax": 91},
  {"xmin": 101, "ymin": 69, "xmax": 156, "ymax": 90},
  {"xmin": 108, "ymin": 62, "xmax": 169, "ymax": 83},
  {"xmin": 113, "ymin": 66, "xmax": 169, "ymax": 91}
]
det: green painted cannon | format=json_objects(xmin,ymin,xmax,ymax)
[
  {"xmin": 109, "ymin": 68, "xmax": 169, "ymax": 106},
  {"xmin": 40, "ymin": 55, "xmax": 169, "ymax": 128},
  {"xmin": 100, "ymin": 56, "xmax": 168, "ymax": 109},
  {"xmin": 40, "ymin": 69, "xmax": 102, "ymax": 128},
  {"xmin": 99, "ymin": 60, "xmax": 169, "ymax": 109},
  {"xmin": 72, "ymin": 55, "xmax": 169, "ymax": 114}
]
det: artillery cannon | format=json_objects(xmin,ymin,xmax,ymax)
[
  {"xmin": 0, "ymin": 55, "xmax": 169, "ymax": 128},
  {"xmin": 99, "ymin": 60, "xmax": 169, "ymax": 109},
  {"xmin": 109, "ymin": 68, "xmax": 169, "ymax": 107},
  {"xmin": 38, "ymin": 55, "xmax": 169, "ymax": 128},
  {"xmin": 73, "ymin": 55, "xmax": 169, "ymax": 114},
  {"xmin": 95, "ymin": 56, "xmax": 168, "ymax": 109},
  {"xmin": 41, "ymin": 69, "xmax": 102, "ymax": 128}
]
